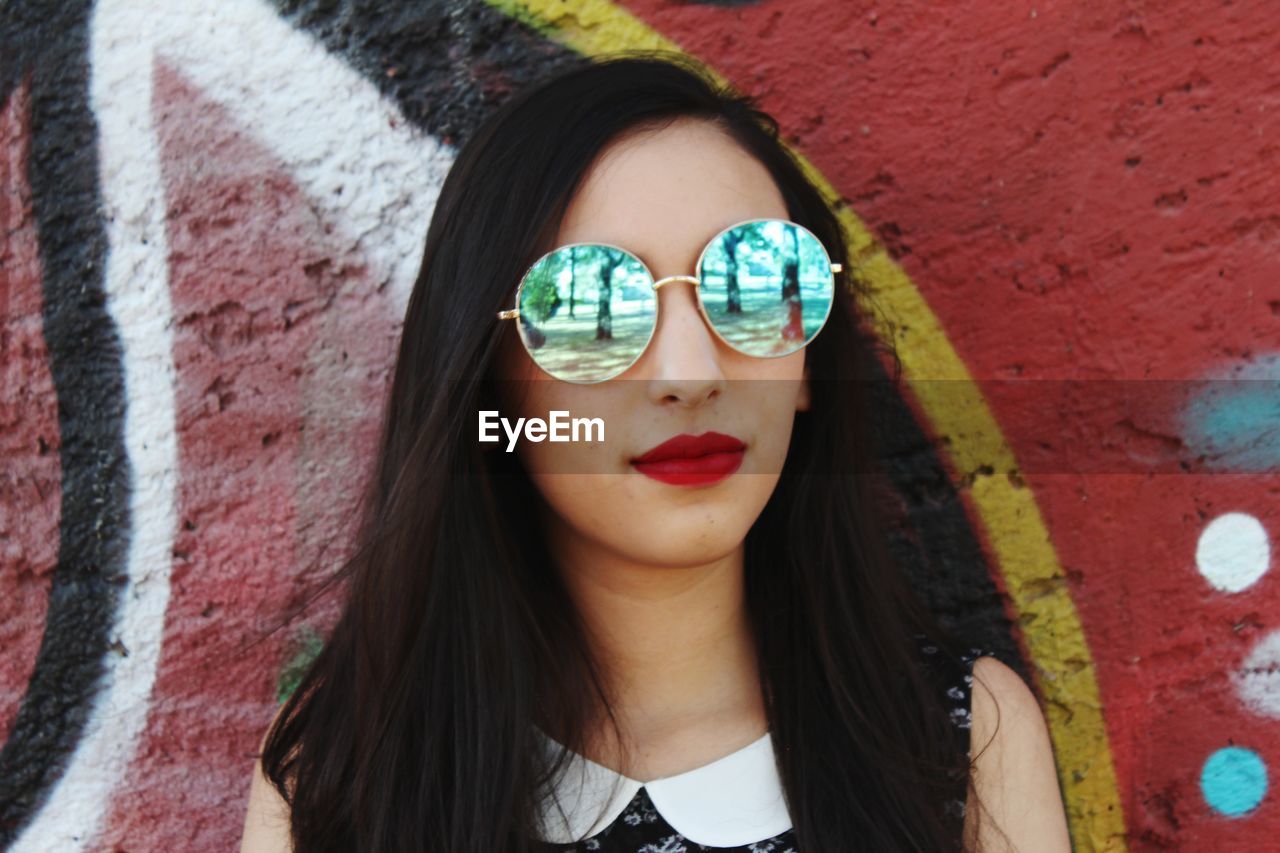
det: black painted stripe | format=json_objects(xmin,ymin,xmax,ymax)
[{"xmin": 0, "ymin": 0, "xmax": 129, "ymax": 843}]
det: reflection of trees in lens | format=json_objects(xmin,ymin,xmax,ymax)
[
  {"xmin": 519, "ymin": 314, "xmax": 546, "ymax": 349},
  {"xmin": 597, "ymin": 267, "xmax": 611, "ymax": 339},
  {"xmin": 521, "ymin": 259, "xmax": 562, "ymax": 322},
  {"xmin": 568, "ymin": 247, "xmax": 579, "ymax": 318},
  {"xmin": 780, "ymin": 225, "xmax": 799, "ymax": 301},
  {"xmin": 594, "ymin": 249, "xmax": 628, "ymax": 340},
  {"xmin": 521, "ymin": 245, "xmax": 658, "ymax": 380},
  {"xmin": 719, "ymin": 227, "xmax": 745, "ymax": 313},
  {"xmin": 781, "ymin": 225, "xmax": 803, "ymax": 341},
  {"xmin": 697, "ymin": 221, "xmax": 832, "ymax": 355},
  {"xmin": 535, "ymin": 245, "xmax": 631, "ymax": 341}
]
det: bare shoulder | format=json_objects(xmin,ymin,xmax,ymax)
[
  {"xmin": 240, "ymin": 703, "xmax": 295, "ymax": 853},
  {"xmin": 962, "ymin": 655, "xmax": 1071, "ymax": 853}
]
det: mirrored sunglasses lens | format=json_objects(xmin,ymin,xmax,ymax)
[
  {"xmin": 516, "ymin": 245, "xmax": 655, "ymax": 382},
  {"xmin": 698, "ymin": 220, "xmax": 834, "ymax": 357}
]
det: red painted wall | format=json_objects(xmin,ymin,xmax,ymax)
[{"xmin": 1, "ymin": 1, "xmax": 1277, "ymax": 849}]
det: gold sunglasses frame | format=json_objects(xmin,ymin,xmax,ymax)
[{"xmin": 495, "ymin": 217, "xmax": 842, "ymax": 383}]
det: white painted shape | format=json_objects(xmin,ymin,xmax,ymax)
[
  {"xmin": 14, "ymin": 0, "xmax": 455, "ymax": 848},
  {"xmin": 1237, "ymin": 629, "xmax": 1280, "ymax": 719},
  {"xmin": 155, "ymin": 0, "xmax": 453, "ymax": 312},
  {"xmin": 1196, "ymin": 511, "xmax": 1271, "ymax": 593}
]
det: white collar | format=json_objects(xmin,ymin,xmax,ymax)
[{"xmin": 532, "ymin": 727, "xmax": 792, "ymax": 847}]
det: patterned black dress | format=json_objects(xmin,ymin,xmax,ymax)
[{"xmin": 532, "ymin": 634, "xmax": 993, "ymax": 852}]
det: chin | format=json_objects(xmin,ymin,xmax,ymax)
[{"xmin": 616, "ymin": 512, "xmax": 753, "ymax": 564}]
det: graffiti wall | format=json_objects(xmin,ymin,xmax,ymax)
[{"xmin": 1, "ymin": 0, "xmax": 1277, "ymax": 849}]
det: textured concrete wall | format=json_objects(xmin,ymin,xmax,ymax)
[{"xmin": 1, "ymin": 1, "xmax": 1277, "ymax": 850}]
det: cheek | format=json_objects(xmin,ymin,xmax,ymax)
[
  {"xmin": 504, "ymin": 384, "xmax": 627, "ymax": 479},
  {"xmin": 735, "ymin": 355, "xmax": 807, "ymax": 478},
  {"xmin": 746, "ymin": 400, "xmax": 801, "ymax": 478}
]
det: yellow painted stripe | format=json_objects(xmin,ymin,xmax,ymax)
[
  {"xmin": 487, "ymin": 0, "xmax": 680, "ymax": 55},
  {"xmin": 484, "ymin": 2, "xmax": 1128, "ymax": 849}
]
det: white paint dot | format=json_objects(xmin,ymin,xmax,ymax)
[
  {"xmin": 1196, "ymin": 512, "xmax": 1270, "ymax": 593},
  {"xmin": 1237, "ymin": 629, "xmax": 1280, "ymax": 719}
]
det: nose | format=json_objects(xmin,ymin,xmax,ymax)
[{"xmin": 641, "ymin": 275, "xmax": 726, "ymax": 406}]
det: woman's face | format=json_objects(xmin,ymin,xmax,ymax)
[{"xmin": 493, "ymin": 117, "xmax": 810, "ymax": 569}]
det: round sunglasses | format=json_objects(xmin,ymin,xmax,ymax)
[{"xmin": 496, "ymin": 217, "xmax": 840, "ymax": 383}]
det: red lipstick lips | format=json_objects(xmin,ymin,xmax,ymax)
[{"xmin": 631, "ymin": 431, "xmax": 746, "ymax": 486}]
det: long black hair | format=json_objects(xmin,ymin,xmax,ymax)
[{"xmin": 260, "ymin": 49, "xmax": 1000, "ymax": 851}]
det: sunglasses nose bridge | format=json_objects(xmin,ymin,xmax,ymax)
[
  {"xmin": 651, "ymin": 274, "xmax": 699, "ymax": 291},
  {"xmin": 649, "ymin": 273, "xmax": 711, "ymax": 336}
]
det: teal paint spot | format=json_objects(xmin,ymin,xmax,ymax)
[
  {"xmin": 1182, "ymin": 353, "xmax": 1280, "ymax": 473},
  {"xmin": 1200, "ymin": 746, "xmax": 1268, "ymax": 817}
]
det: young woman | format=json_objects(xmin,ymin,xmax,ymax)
[{"xmin": 241, "ymin": 52, "xmax": 1070, "ymax": 852}]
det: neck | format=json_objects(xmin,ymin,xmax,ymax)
[{"xmin": 542, "ymin": 508, "xmax": 766, "ymax": 769}]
